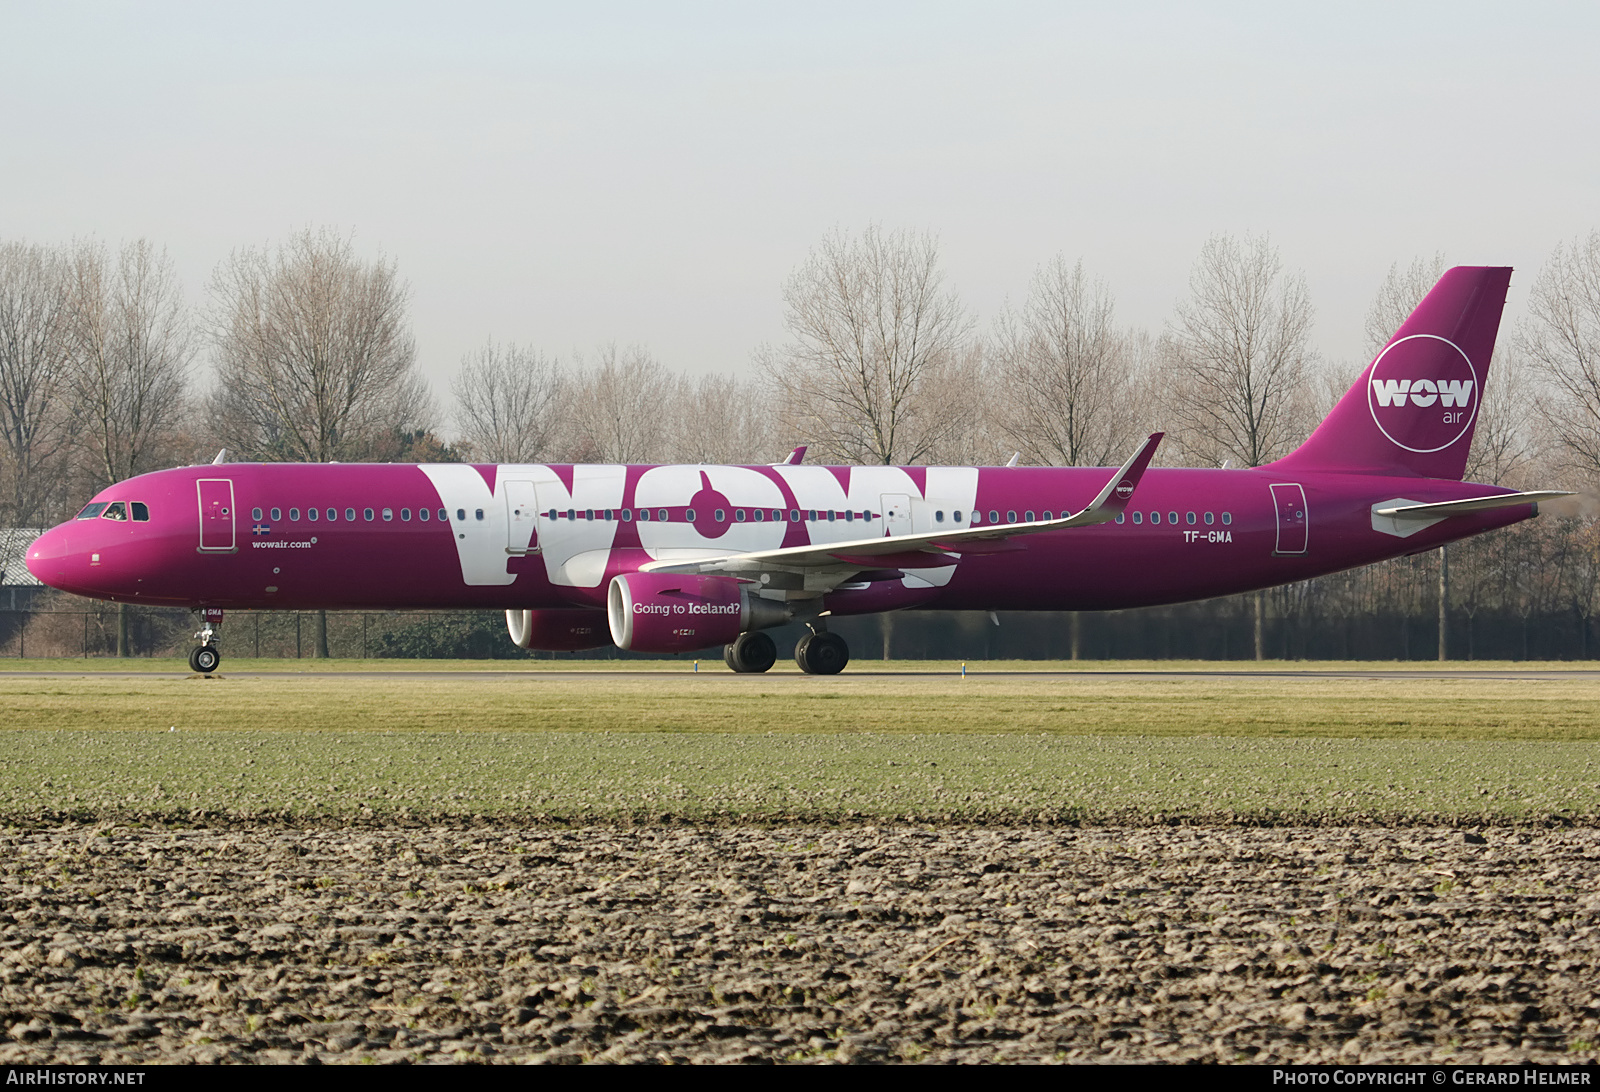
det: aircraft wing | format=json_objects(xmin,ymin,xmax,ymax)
[
  {"xmin": 640, "ymin": 432, "xmax": 1163, "ymax": 578},
  {"xmin": 1373, "ymin": 491, "xmax": 1573, "ymax": 519}
]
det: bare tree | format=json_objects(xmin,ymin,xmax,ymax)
[
  {"xmin": 1364, "ymin": 253, "xmax": 1448, "ymax": 357},
  {"xmin": 208, "ymin": 229, "xmax": 431, "ymax": 463},
  {"xmin": 451, "ymin": 341, "xmax": 566, "ymax": 463},
  {"xmin": 1518, "ymin": 231, "xmax": 1600, "ymax": 478},
  {"xmin": 665, "ymin": 372, "xmax": 775, "ymax": 465},
  {"xmin": 209, "ymin": 229, "xmax": 431, "ymax": 658},
  {"xmin": 567, "ymin": 344, "xmax": 677, "ymax": 463},
  {"xmin": 761, "ymin": 226, "xmax": 972, "ymax": 465},
  {"xmin": 991, "ymin": 257, "xmax": 1138, "ymax": 466},
  {"xmin": 919, "ymin": 342, "xmax": 1006, "ymax": 466},
  {"xmin": 0, "ymin": 242, "xmax": 73, "ymax": 528},
  {"xmin": 66, "ymin": 240, "xmax": 194, "ymax": 491},
  {"xmin": 1170, "ymin": 232, "xmax": 1315, "ymax": 468}
]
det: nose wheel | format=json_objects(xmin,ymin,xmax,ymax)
[{"xmin": 189, "ymin": 645, "xmax": 221, "ymax": 674}]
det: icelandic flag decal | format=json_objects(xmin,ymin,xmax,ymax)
[{"xmin": 252, "ymin": 522, "xmax": 271, "ymax": 536}]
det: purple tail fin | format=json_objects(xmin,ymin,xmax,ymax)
[{"xmin": 1275, "ymin": 266, "xmax": 1512, "ymax": 480}]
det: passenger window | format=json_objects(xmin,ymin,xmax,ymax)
[
  {"xmin": 270, "ymin": 507, "xmax": 281, "ymax": 522},
  {"xmin": 1116, "ymin": 513, "xmax": 1125, "ymax": 524},
  {"xmin": 1043, "ymin": 511, "xmax": 1053, "ymax": 520},
  {"xmin": 714, "ymin": 508, "xmax": 726, "ymax": 521},
  {"xmin": 457, "ymin": 509, "xmax": 467, "ymax": 521},
  {"xmin": 252, "ymin": 508, "xmax": 263, "ymax": 521},
  {"xmin": 1169, "ymin": 511, "xmax": 1178, "ymax": 524},
  {"xmin": 76, "ymin": 503, "xmax": 108, "ymax": 520},
  {"xmin": 685, "ymin": 509, "xmax": 696, "ymax": 522},
  {"xmin": 1024, "ymin": 510, "xmax": 1035, "ymax": 522},
  {"xmin": 638, "ymin": 509, "xmax": 650, "ymax": 521},
  {"xmin": 131, "ymin": 502, "xmax": 149, "ymax": 521},
  {"xmin": 953, "ymin": 511, "xmax": 963, "ymax": 523},
  {"xmin": 735, "ymin": 509, "xmax": 745, "ymax": 522},
  {"xmin": 346, "ymin": 508, "xmax": 356, "ymax": 521},
  {"xmin": 604, "ymin": 509, "xmax": 613, "ymax": 521},
  {"xmin": 1153, "ymin": 511, "xmax": 1163, "ymax": 525},
  {"xmin": 971, "ymin": 511, "xmax": 981, "ymax": 525},
  {"xmin": 657, "ymin": 509, "xmax": 668, "ymax": 521},
  {"xmin": 1133, "ymin": 512, "xmax": 1143, "ymax": 525},
  {"xmin": 621, "ymin": 509, "xmax": 632, "ymax": 522},
  {"xmin": 1222, "ymin": 512, "xmax": 1233, "ymax": 525},
  {"xmin": 417, "ymin": 508, "xmax": 427, "ymax": 521},
  {"xmin": 935, "ymin": 510, "xmax": 944, "ymax": 523},
  {"xmin": 789, "ymin": 509, "xmax": 800, "ymax": 522},
  {"xmin": 1186, "ymin": 512, "xmax": 1196, "ymax": 525},
  {"xmin": 382, "ymin": 508, "xmax": 393, "ymax": 521},
  {"xmin": 363, "ymin": 508, "xmax": 374, "ymax": 521},
  {"xmin": 327, "ymin": 508, "xmax": 338, "ymax": 521},
  {"xmin": 1205, "ymin": 512, "xmax": 1214, "ymax": 525},
  {"xmin": 475, "ymin": 509, "xmax": 484, "ymax": 521},
  {"xmin": 989, "ymin": 510, "xmax": 999, "ymax": 524},
  {"xmin": 289, "ymin": 508, "xmax": 299, "ymax": 521},
  {"xmin": 103, "ymin": 502, "xmax": 127, "ymax": 521},
  {"xmin": 584, "ymin": 509, "xmax": 593, "ymax": 521},
  {"xmin": 400, "ymin": 508, "xmax": 411, "ymax": 521},
  {"xmin": 307, "ymin": 507, "xmax": 318, "ymax": 521},
  {"xmin": 844, "ymin": 510, "xmax": 854, "ymax": 522},
  {"xmin": 437, "ymin": 509, "xmax": 447, "ymax": 521}
]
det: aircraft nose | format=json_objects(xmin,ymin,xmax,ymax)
[{"xmin": 24, "ymin": 524, "xmax": 85, "ymax": 592}]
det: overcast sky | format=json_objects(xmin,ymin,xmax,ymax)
[{"xmin": 4, "ymin": 1, "xmax": 1596, "ymax": 422}]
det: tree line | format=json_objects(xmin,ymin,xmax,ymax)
[{"xmin": 3, "ymin": 225, "xmax": 1600, "ymax": 658}]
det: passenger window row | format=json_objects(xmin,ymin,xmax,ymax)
[
  {"xmin": 252, "ymin": 506, "xmax": 452, "ymax": 524},
  {"xmin": 548, "ymin": 508, "xmax": 881, "ymax": 523},
  {"xmin": 1116, "ymin": 511, "xmax": 1233, "ymax": 526}
]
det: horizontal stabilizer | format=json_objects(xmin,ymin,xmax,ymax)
[{"xmin": 1373, "ymin": 491, "xmax": 1572, "ymax": 519}]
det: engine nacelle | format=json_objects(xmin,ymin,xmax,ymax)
[
  {"xmin": 505, "ymin": 608, "xmax": 612, "ymax": 651},
  {"xmin": 607, "ymin": 572, "xmax": 789, "ymax": 653}
]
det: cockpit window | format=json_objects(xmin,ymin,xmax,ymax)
[
  {"xmin": 76, "ymin": 503, "xmax": 108, "ymax": 520},
  {"xmin": 131, "ymin": 502, "xmax": 149, "ymax": 521},
  {"xmin": 102, "ymin": 502, "xmax": 128, "ymax": 521}
]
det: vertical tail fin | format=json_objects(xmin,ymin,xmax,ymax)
[{"xmin": 1275, "ymin": 266, "xmax": 1511, "ymax": 479}]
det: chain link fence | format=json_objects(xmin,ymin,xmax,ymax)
[{"xmin": 0, "ymin": 590, "xmax": 1595, "ymax": 662}]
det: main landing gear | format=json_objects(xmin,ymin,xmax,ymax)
[
  {"xmin": 189, "ymin": 609, "xmax": 222, "ymax": 674},
  {"xmin": 794, "ymin": 629, "xmax": 849, "ymax": 676},
  {"xmin": 724, "ymin": 631, "xmax": 777, "ymax": 673},
  {"xmin": 723, "ymin": 627, "xmax": 851, "ymax": 674}
]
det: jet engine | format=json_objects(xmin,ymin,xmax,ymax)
[
  {"xmin": 505, "ymin": 608, "xmax": 613, "ymax": 651},
  {"xmin": 607, "ymin": 572, "xmax": 790, "ymax": 653}
]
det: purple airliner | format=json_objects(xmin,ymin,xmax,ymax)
[{"xmin": 26, "ymin": 267, "xmax": 1568, "ymax": 674}]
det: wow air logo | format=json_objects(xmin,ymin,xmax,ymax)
[{"xmin": 1365, "ymin": 334, "xmax": 1479, "ymax": 453}]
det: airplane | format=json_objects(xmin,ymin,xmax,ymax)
[{"xmin": 25, "ymin": 266, "xmax": 1569, "ymax": 675}]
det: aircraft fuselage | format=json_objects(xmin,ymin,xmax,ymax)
[{"xmin": 26, "ymin": 459, "xmax": 1531, "ymax": 616}]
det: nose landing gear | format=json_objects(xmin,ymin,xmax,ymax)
[{"xmin": 189, "ymin": 608, "xmax": 223, "ymax": 674}]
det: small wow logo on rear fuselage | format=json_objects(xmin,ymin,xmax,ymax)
[{"xmin": 1365, "ymin": 334, "xmax": 1479, "ymax": 453}]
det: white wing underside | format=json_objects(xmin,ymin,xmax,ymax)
[{"xmin": 639, "ymin": 433, "xmax": 1165, "ymax": 585}]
